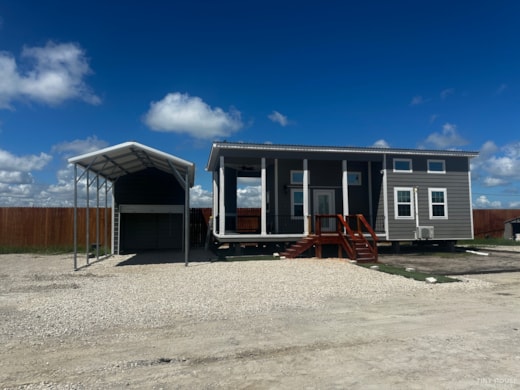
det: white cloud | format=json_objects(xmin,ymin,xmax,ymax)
[
  {"xmin": 237, "ymin": 185, "xmax": 261, "ymax": 208},
  {"xmin": 0, "ymin": 41, "xmax": 100, "ymax": 109},
  {"xmin": 52, "ymin": 135, "xmax": 108, "ymax": 157},
  {"xmin": 372, "ymin": 139, "xmax": 390, "ymax": 148},
  {"xmin": 143, "ymin": 92, "xmax": 243, "ymax": 139},
  {"xmin": 268, "ymin": 110, "xmax": 289, "ymax": 126},
  {"xmin": 473, "ymin": 195, "xmax": 502, "ymax": 209},
  {"xmin": 410, "ymin": 95, "xmax": 425, "ymax": 106},
  {"xmin": 0, "ymin": 148, "xmax": 52, "ymax": 171},
  {"xmin": 422, "ymin": 123, "xmax": 468, "ymax": 149},
  {"xmin": 482, "ymin": 177, "xmax": 507, "ymax": 187},
  {"xmin": 190, "ymin": 184, "xmax": 212, "ymax": 207},
  {"xmin": 440, "ymin": 88, "xmax": 455, "ymax": 99}
]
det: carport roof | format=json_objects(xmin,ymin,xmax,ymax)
[{"xmin": 68, "ymin": 141, "xmax": 195, "ymax": 186}]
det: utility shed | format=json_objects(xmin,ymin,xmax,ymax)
[
  {"xmin": 504, "ymin": 216, "xmax": 520, "ymax": 240},
  {"xmin": 68, "ymin": 141, "xmax": 195, "ymax": 269}
]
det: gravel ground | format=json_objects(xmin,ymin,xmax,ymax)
[
  {"xmin": 0, "ymin": 253, "xmax": 490, "ymax": 344},
  {"xmin": 1, "ymin": 252, "xmax": 519, "ymax": 389}
]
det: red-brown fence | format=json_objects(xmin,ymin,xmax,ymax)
[
  {"xmin": 1, "ymin": 207, "xmax": 519, "ymax": 249},
  {"xmin": 473, "ymin": 209, "xmax": 520, "ymax": 238},
  {"xmin": 0, "ymin": 207, "xmax": 112, "ymax": 249}
]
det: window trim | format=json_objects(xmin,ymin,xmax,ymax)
[
  {"xmin": 393, "ymin": 158, "xmax": 413, "ymax": 173},
  {"xmin": 427, "ymin": 159, "xmax": 446, "ymax": 174},
  {"xmin": 394, "ymin": 187, "xmax": 414, "ymax": 220},
  {"xmin": 290, "ymin": 188, "xmax": 304, "ymax": 220},
  {"xmin": 429, "ymin": 188, "xmax": 448, "ymax": 219}
]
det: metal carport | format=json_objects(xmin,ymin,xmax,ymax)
[{"xmin": 68, "ymin": 141, "xmax": 195, "ymax": 270}]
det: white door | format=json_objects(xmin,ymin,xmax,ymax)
[{"xmin": 313, "ymin": 189, "xmax": 335, "ymax": 232}]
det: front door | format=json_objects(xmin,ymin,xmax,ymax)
[{"xmin": 313, "ymin": 189, "xmax": 335, "ymax": 232}]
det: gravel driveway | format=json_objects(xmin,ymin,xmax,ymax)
[{"xmin": 1, "ymin": 251, "xmax": 519, "ymax": 389}]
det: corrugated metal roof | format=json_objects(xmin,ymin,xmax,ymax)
[
  {"xmin": 206, "ymin": 141, "xmax": 479, "ymax": 170},
  {"xmin": 68, "ymin": 141, "xmax": 195, "ymax": 186}
]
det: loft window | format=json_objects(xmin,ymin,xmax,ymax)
[
  {"xmin": 393, "ymin": 159, "xmax": 412, "ymax": 172},
  {"xmin": 428, "ymin": 160, "xmax": 446, "ymax": 173}
]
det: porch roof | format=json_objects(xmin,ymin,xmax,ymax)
[{"xmin": 206, "ymin": 141, "xmax": 479, "ymax": 171}]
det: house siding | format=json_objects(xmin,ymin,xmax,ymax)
[{"xmin": 386, "ymin": 156, "xmax": 473, "ymax": 240}]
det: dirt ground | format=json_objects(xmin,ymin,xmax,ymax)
[{"xmin": 1, "ymin": 250, "xmax": 520, "ymax": 389}]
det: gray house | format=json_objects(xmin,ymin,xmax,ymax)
[{"xmin": 206, "ymin": 142, "xmax": 478, "ymax": 259}]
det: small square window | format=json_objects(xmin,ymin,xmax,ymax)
[
  {"xmin": 428, "ymin": 160, "xmax": 445, "ymax": 173},
  {"xmin": 291, "ymin": 170, "xmax": 303, "ymax": 184},
  {"xmin": 393, "ymin": 159, "xmax": 412, "ymax": 172},
  {"xmin": 347, "ymin": 172, "xmax": 362, "ymax": 185}
]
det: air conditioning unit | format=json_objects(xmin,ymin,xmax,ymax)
[{"xmin": 416, "ymin": 226, "xmax": 434, "ymax": 240}]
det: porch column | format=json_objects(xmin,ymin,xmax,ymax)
[
  {"xmin": 303, "ymin": 159, "xmax": 309, "ymax": 235},
  {"xmin": 219, "ymin": 156, "xmax": 225, "ymax": 234},
  {"xmin": 342, "ymin": 160, "xmax": 349, "ymax": 217},
  {"xmin": 382, "ymin": 154, "xmax": 389, "ymax": 237},
  {"xmin": 261, "ymin": 157, "xmax": 267, "ymax": 235},
  {"xmin": 212, "ymin": 171, "xmax": 218, "ymax": 233}
]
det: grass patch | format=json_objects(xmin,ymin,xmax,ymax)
[
  {"xmin": 0, "ymin": 246, "xmax": 77, "ymax": 255},
  {"xmin": 217, "ymin": 254, "xmax": 281, "ymax": 262},
  {"xmin": 357, "ymin": 262, "xmax": 459, "ymax": 283},
  {"xmin": 459, "ymin": 238, "xmax": 520, "ymax": 247}
]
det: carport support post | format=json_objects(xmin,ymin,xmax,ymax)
[
  {"xmin": 73, "ymin": 164, "xmax": 78, "ymax": 270},
  {"xmin": 185, "ymin": 170, "xmax": 190, "ymax": 266},
  {"xmin": 86, "ymin": 170, "xmax": 90, "ymax": 266}
]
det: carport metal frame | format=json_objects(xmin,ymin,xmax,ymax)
[{"xmin": 69, "ymin": 142, "xmax": 195, "ymax": 270}]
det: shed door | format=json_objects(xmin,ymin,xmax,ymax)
[{"xmin": 121, "ymin": 213, "xmax": 183, "ymax": 251}]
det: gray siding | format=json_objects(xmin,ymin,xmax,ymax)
[{"xmin": 386, "ymin": 156, "xmax": 472, "ymax": 240}]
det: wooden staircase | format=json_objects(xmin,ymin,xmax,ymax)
[{"xmin": 280, "ymin": 214, "xmax": 378, "ymax": 262}]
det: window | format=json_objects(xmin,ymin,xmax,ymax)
[
  {"xmin": 394, "ymin": 187, "xmax": 414, "ymax": 219},
  {"xmin": 291, "ymin": 189, "xmax": 304, "ymax": 219},
  {"xmin": 429, "ymin": 188, "xmax": 448, "ymax": 219},
  {"xmin": 428, "ymin": 160, "xmax": 445, "ymax": 173},
  {"xmin": 291, "ymin": 170, "xmax": 303, "ymax": 184},
  {"xmin": 347, "ymin": 172, "xmax": 362, "ymax": 185},
  {"xmin": 393, "ymin": 158, "xmax": 412, "ymax": 172}
]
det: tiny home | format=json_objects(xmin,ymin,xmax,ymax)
[{"xmin": 206, "ymin": 142, "xmax": 478, "ymax": 258}]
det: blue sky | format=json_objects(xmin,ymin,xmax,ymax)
[{"xmin": 0, "ymin": 1, "xmax": 519, "ymax": 208}]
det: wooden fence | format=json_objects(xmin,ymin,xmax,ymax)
[
  {"xmin": 0, "ymin": 207, "xmax": 111, "ymax": 249},
  {"xmin": 473, "ymin": 209, "xmax": 520, "ymax": 238},
  {"xmin": 1, "ymin": 207, "xmax": 519, "ymax": 249}
]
